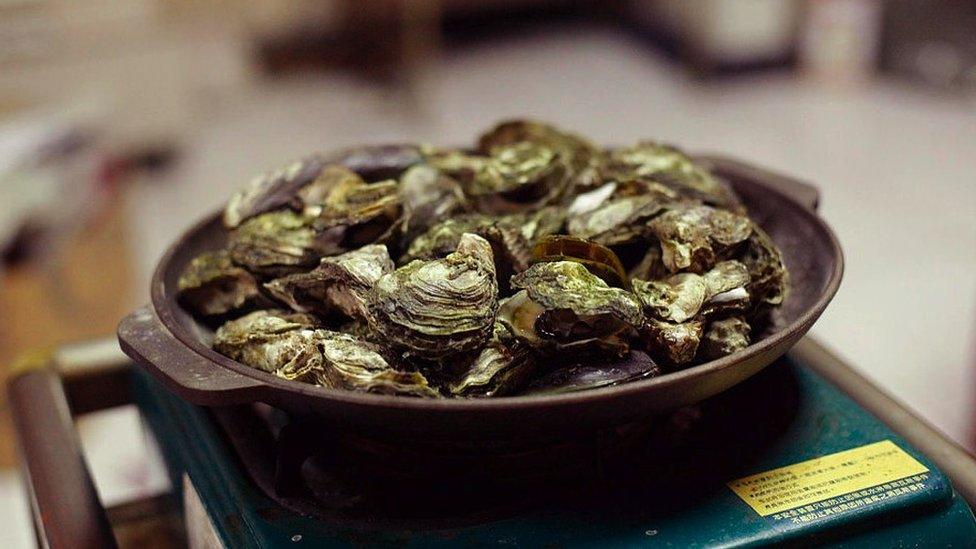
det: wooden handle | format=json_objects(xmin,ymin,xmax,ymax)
[{"xmin": 7, "ymin": 367, "xmax": 118, "ymax": 549}]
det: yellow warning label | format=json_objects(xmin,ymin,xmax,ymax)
[{"xmin": 728, "ymin": 440, "xmax": 929, "ymax": 517}]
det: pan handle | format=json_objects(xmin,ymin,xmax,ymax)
[
  {"xmin": 117, "ymin": 306, "xmax": 267, "ymax": 405},
  {"xmin": 698, "ymin": 155, "xmax": 821, "ymax": 211}
]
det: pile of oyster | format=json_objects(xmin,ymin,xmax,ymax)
[{"xmin": 178, "ymin": 120, "xmax": 788, "ymax": 398}]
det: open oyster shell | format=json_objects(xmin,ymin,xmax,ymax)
[
  {"xmin": 367, "ymin": 233, "xmax": 499, "ymax": 363},
  {"xmin": 305, "ymin": 168, "xmax": 403, "ymax": 253},
  {"xmin": 402, "ymin": 208, "xmax": 564, "ymax": 294},
  {"xmin": 739, "ymin": 225, "xmax": 789, "ymax": 314},
  {"xmin": 566, "ymin": 195, "xmax": 668, "ymax": 247},
  {"xmin": 501, "ymin": 261, "xmax": 643, "ymax": 356},
  {"xmin": 264, "ymin": 244, "xmax": 394, "ymax": 320},
  {"xmin": 424, "ymin": 142, "xmax": 572, "ymax": 214},
  {"xmin": 177, "ymin": 250, "xmax": 265, "ymax": 318}
]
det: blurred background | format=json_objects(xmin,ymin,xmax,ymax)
[{"xmin": 0, "ymin": 0, "xmax": 974, "ymax": 546}]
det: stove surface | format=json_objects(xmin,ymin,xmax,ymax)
[{"xmin": 134, "ymin": 356, "xmax": 976, "ymax": 547}]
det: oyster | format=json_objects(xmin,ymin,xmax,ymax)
[
  {"xmin": 402, "ymin": 209, "xmax": 563, "ymax": 294},
  {"xmin": 700, "ymin": 316, "xmax": 751, "ymax": 360},
  {"xmin": 228, "ymin": 210, "xmax": 333, "ymax": 277},
  {"xmin": 700, "ymin": 260, "xmax": 752, "ymax": 317},
  {"xmin": 223, "ymin": 155, "xmax": 329, "ymax": 228},
  {"xmin": 566, "ymin": 195, "xmax": 668, "ymax": 247},
  {"xmin": 449, "ymin": 323, "xmax": 536, "ymax": 397},
  {"xmin": 177, "ymin": 250, "xmax": 264, "ymax": 317},
  {"xmin": 633, "ymin": 260, "xmax": 751, "ymax": 323},
  {"xmin": 330, "ymin": 144, "xmax": 423, "ymax": 182},
  {"xmin": 502, "ymin": 261, "xmax": 643, "ymax": 356},
  {"xmin": 368, "ymin": 233, "xmax": 499, "ymax": 362},
  {"xmin": 222, "ymin": 146, "xmax": 422, "ymax": 230},
  {"xmin": 305, "ymin": 169, "xmax": 403, "ymax": 252},
  {"xmin": 399, "ymin": 164, "xmax": 469, "ymax": 238},
  {"xmin": 531, "ymin": 235, "xmax": 629, "ymax": 289},
  {"xmin": 644, "ymin": 318, "xmax": 704, "ymax": 366},
  {"xmin": 604, "ymin": 142, "xmax": 741, "ymax": 211},
  {"xmin": 214, "ymin": 311, "xmax": 437, "ymax": 397},
  {"xmin": 212, "ymin": 309, "xmax": 320, "ymax": 375},
  {"xmin": 524, "ymin": 350, "xmax": 661, "ymax": 395},
  {"xmin": 425, "ymin": 143, "xmax": 571, "ymax": 213},
  {"xmin": 264, "ymin": 244, "xmax": 394, "ymax": 320},
  {"xmin": 477, "ymin": 119, "xmax": 604, "ymax": 190},
  {"xmin": 648, "ymin": 203, "xmax": 752, "ymax": 273},
  {"xmin": 633, "ymin": 274, "xmax": 706, "ymax": 324},
  {"xmin": 739, "ymin": 225, "xmax": 788, "ymax": 314},
  {"xmin": 310, "ymin": 331, "xmax": 439, "ymax": 397}
]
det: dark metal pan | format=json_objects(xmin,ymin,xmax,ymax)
[{"xmin": 118, "ymin": 154, "xmax": 842, "ymax": 442}]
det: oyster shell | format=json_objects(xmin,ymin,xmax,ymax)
[
  {"xmin": 306, "ymin": 169, "xmax": 403, "ymax": 252},
  {"xmin": 531, "ymin": 235, "xmax": 629, "ymax": 289},
  {"xmin": 212, "ymin": 309, "xmax": 320, "ymax": 374},
  {"xmin": 502, "ymin": 261, "xmax": 643, "ymax": 356},
  {"xmin": 223, "ymin": 155, "xmax": 329, "ymax": 228},
  {"xmin": 633, "ymin": 259, "xmax": 752, "ymax": 323},
  {"xmin": 524, "ymin": 350, "xmax": 661, "ymax": 395},
  {"xmin": 566, "ymin": 195, "xmax": 668, "ymax": 247},
  {"xmin": 477, "ymin": 119, "xmax": 604, "ymax": 191},
  {"xmin": 264, "ymin": 244, "xmax": 394, "ymax": 320},
  {"xmin": 604, "ymin": 142, "xmax": 741, "ymax": 211},
  {"xmin": 634, "ymin": 274, "xmax": 707, "ymax": 324},
  {"xmin": 399, "ymin": 164, "xmax": 470, "ymax": 238},
  {"xmin": 700, "ymin": 316, "xmax": 751, "ymax": 360},
  {"xmin": 425, "ymin": 143, "xmax": 571, "ymax": 213},
  {"xmin": 402, "ymin": 208, "xmax": 564, "ymax": 294},
  {"xmin": 644, "ymin": 318, "xmax": 704, "ymax": 366},
  {"xmin": 214, "ymin": 311, "xmax": 437, "ymax": 397},
  {"xmin": 330, "ymin": 144, "xmax": 423, "ymax": 182},
  {"xmin": 177, "ymin": 250, "xmax": 264, "ymax": 317},
  {"xmin": 310, "ymin": 331, "xmax": 440, "ymax": 397},
  {"xmin": 367, "ymin": 233, "xmax": 499, "ymax": 362},
  {"xmin": 228, "ymin": 210, "xmax": 334, "ymax": 277},
  {"xmin": 739, "ymin": 225, "xmax": 788, "ymax": 314},
  {"xmin": 648, "ymin": 203, "xmax": 752, "ymax": 273},
  {"xmin": 449, "ymin": 323, "xmax": 536, "ymax": 397}
]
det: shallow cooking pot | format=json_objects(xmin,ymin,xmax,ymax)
[{"xmin": 118, "ymin": 154, "xmax": 842, "ymax": 443}]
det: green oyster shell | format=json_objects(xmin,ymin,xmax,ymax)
[
  {"xmin": 264, "ymin": 244, "xmax": 394, "ymax": 320},
  {"xmin": 700, "ymin": 316, "xmax": 751, "ymax": 360},
  {"xmin": 502, "ymin": 261, "xmax": 643, "ymax": 355},
  {"xmin": 177, "ymin": 250, "xmax": 263, "ymax": 317},
  {"xmin": 213, "ymin": 310, "xmax": 437, "ymax": 397},
  {"xmin": 368, "ymin": 233, "xmax": 499, "ymax": 362}
]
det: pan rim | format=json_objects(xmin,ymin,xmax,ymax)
[{"xmin": 150, "ymin": 171, "xmax": 843, "ymax": 412}]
